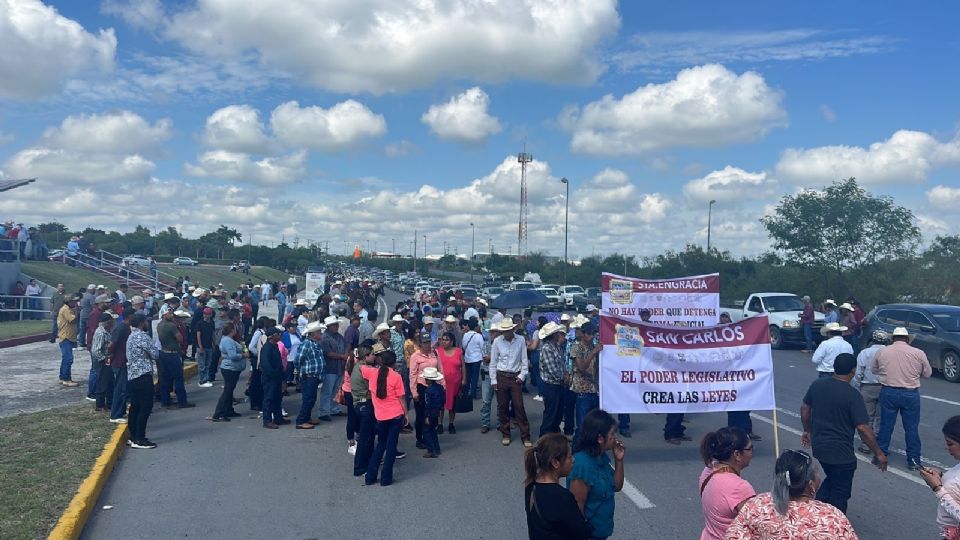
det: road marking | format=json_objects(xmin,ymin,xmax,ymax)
[
  {"xmin": 750, "ymin": 413, "xmax": 926, "ymax": 486},
  {"xmin": 620, "ymin": 478, "xmax": 655, "ymax": 509},
  {"xmin": 922, "ymin": 394, "xmax": 960, "ymax": 407}
]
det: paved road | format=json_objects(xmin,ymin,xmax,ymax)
[{"xmin": 81, "ymin": 289, "xmax": 957, "ymax": 539}]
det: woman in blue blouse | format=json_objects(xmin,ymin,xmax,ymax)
[
  {"xmin": 568, "ymin": 409, "xmax": 625, "ymax": 539},
  {"xmin": 213, "ymin": 322, "xmax": 247, "ymax": 422}
]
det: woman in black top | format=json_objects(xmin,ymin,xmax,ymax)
[{"xmin": 524, "ymin": 433, "xmax": 593, "ymax": 540}]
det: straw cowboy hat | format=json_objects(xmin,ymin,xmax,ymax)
[
  {"xmin": 422, "ymin": 316, "xmax": 434, "ymax": 325},
  {"xmin": 372, "ymin": 342, "xmax": 389, "ymax": 355},
  {"xmin": 892, "ymin": 326, "xmax": 915, "ymax": 342},
  {"xmin": 560, "ymin": 313, "xmax": 572, "ymax": 322},
  {"xmin": 375, "ymin": 322, "xmax": 392, "ymax": 335},
  {"xmin": 422, "ymin": 367, "xmax": 444, "ymax": 381},
  {"xmin": 477, "ymin": 298, "xmax": 488, "ymax": 306},
  {"xmin": 824, "ymin": 299, "xmax": 837, "ymax": 307},
  {"xmin": 391, "ymin": 314, "xmax": 404, "ymax": 323},
  {"xmin": 839, "ymin": 303, "xmax": 855, "ymax": 312},
  {"xmin": 304, "ymin": 321, "xmax": 325, "ymax": 335},
  {"xmin": 323, "ymin": 315, "xmax": 340, "ymax": 326},
  {"xmin": 174, "ymin": 309, "xmax": 192, "ymax": 318},
  {"xmin": 538, "ymin": 321, "xmax": 567, "ymax": 340},
  {"xmin": 820, "ymin": 322, "xmax": 848, "ymax": 336},
  {"xmin": 444, "ymin": 315, "xmax": 458, "ymax": 323},
  {"xmin": 496, "ymin": 319, "xmax": 517, "ymax": 332}
]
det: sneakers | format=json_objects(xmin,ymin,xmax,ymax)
[
  {"xmin": 908, "ymin": 459, "xmax": 924, "ymax": 471},
  {"xmin": 199, "ymin": 382, "xmax": 214, "ymax": 388},
  {"xmin": 480, "ymin": 426, "xmax": 490, "ymax": 434},
  {"xmin": 130, "ymin": 439, "xmax": 157, "ymax": 449},
  {"xmin": 296, "ymin": 423, "xmax": 315, "ymax": 429},
  {"xmin": 502, "ymin": 437, "xmax": 511, "ymax": 446},
  {"xmin": 532, "ymin": 395, "xmax": 544, "ymax": 402},
  {"xmin": 395, "ymin": 451, "xmax": 407, "ymax": 460},
  {"xmin": 282, "ymin": 409, "xmax": 289, "ymax": 417},
  {"xmin": 211, "ymin": 416, "xmax": 231, "ymax": 422},
  {"xmin": 109, "ymin": 418, "xmax": 127, "ymax": 424},
  {"xmin": 522, "ymin": 439, "xmax": 533, "ymax": 448},
  {"xmin": 85, "ymin": 395, "xmax": 96, "ymax": 402},
  {"xmin": 448, "ymin": 424, "xmax": 456, "ymax": 434},
  {"xmin": 61, "ymin": 380, "xmax": 79, "ymax": 387},
  {"xmin": 347, "ymin": 443, "xmax": 357, "ymax": 456}
]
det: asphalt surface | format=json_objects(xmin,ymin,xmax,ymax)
[{"xmin": 80, "ymin": 289, "xmax": 957, "ymax": 539}]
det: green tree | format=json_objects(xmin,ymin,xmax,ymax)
[{"xmin": 760, "ymin": 178, "xmax": 920, "ymax": 277}]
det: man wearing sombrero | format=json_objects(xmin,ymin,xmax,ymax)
[{"xmin": 812, "ymin": 322, "xmax": 853, "ymax": 377}]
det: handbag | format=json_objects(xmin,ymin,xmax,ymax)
[
  {"xmin": 335, "ymin": 387, "xmax": 345, "ymax": 406},
  {"xmin": 454, "ymin": 388, "xmax": 473, "ymax": 413}
]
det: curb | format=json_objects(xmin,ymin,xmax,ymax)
[
  {"xmin": 0, "ymin": 332, "xmax": 50, "ymax": 349},
  {"xmin": 47, "ymin": 360, "xmax": 198, "ymax": 540}
]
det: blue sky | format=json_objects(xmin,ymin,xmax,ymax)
[{"xmin": 1, "ymin": 0, "xmax": 958, "ymax": 260}]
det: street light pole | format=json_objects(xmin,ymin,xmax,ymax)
[
  {"xmin": 413, "ymin": 230, "xmax": 418, "ymax": 274},
  {"xmin": 707, "ymin": 199, "xmax": 716, "ymax": 252},
  {"xmin": 561, "ymin": 177, "xmax": 569, "ymax": 285},
  {"xmin": 470, "ymin": 222, "xmax": 475, "ymax": 283}
]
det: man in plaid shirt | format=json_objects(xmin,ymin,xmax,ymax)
[
  {"xmin": 294, "ymin": 321, "xmax": 326, "ymax": 428},
  {"xmin": 537, "ymin": 322, "xmax": 568, "ymax": 437}
]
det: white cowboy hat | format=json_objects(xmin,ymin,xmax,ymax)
[
  {"xmin": 422, "ymin": 366, "xmax": 444, "ymax": 381},
  {"xmin": 163, "ymin": 292, "xmax": 177, "ymax": 301},
  {"xmin": 391, "ymin": 314, "xmax": 404, "ymax": 323},
  {"xmin": 304, "ymin": 321, "xmax": 325, "ymax": 335},
  {"xmin": 824, "ymin": 299, "xmax": 837, "ymax": 307},
  {"xmin": 130, "ymin": 295, "xmax": 144, "ymax": 304},
  {"xmin": 174, "ymin": 309, "xmax": 192, "ymax": 318},
  {"xmin": 820, "ymin": 322, "xmax": 848, "ymax": 336},
  {"xmin": 891, "ymin": 326, "xmax": 914, "ymax": 342},
  {"xmin": 295, "ymin": 299, "xmax": 307, "ymax": 306},
  {"xmin": 444, "ymin": 315, "xmax": 458, "ymax": 323},
  {"xmin": 585, "ymin": 304, "xmax": 598, "ymax": 312},
  {"xmin": 191, "ymin": 288, "xmax": 206, "ymax": 297},
  {"xmin": 375, "ymin": 322, "xmax": 392, "ymax": 334},
  {"xmin": 839, "ymin": 302, "xmax": 854, "ymax": 312},
  {"xmin": 560, "ymin": 313, "xmax": 572, "ymax": 322},
  {"xmin": 422, "ymin": 316, "xmax": 434, "ymax": 325},
  {"xmin": 497, "ymin": 319, "xmax": 517, "ymax": 332},
  {"xmin": 323, "ymin": 315, "xmax": 340, "ymax": 326},
  {"xmin": 538, "ymin": 321, "xmax": 567, "ymax": 340},
  {"xmin": 448, "ymin": 296, "xmax": 456, "ymax": 301},
  {"xmin": 477, "ymin": 298, "xmax": 488, "ymax": 306}
]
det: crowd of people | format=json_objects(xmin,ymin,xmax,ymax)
[
  {"xmin": 0, "ymin": 219, "xmax": 48, "ymax": 261},
  {"xmin": 48, "ymin": 270, "xmax": 959, "ymax": 538}
]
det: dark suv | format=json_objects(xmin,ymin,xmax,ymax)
[{"xmin": 860, "ymin": 304, "xmax": 960, "ymax": 382}]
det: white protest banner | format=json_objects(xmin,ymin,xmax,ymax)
[
  {"xmin": 598, "ymin": 314, "xmax": 775, "ymax": 414},
  {"xmin": 304, "ymin": 271, "xmax": 326, "ymax": 305},
  {"xmin": 601, "ymin": 272, "xmax": 720, "ymax": 328}
]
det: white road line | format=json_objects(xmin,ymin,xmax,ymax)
[
  {"xmin": 621, "ymin": 478, "xmax": 655, "ymax": 509},
  {"xmin": 923, "ymin": 394, "xmax": 960, "ymax": 407},
  {"xmin": 749, "ymin": 413, "xmax": 926, "ymax": 486}
]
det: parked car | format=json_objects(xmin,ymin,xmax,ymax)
[
  {"xmin": 173, "ymin": 257, "xmax": 199, "ymax": 266},
  {"xmin": 724, "ymin": 292, "xmax": 825, "ymax": 349},
  {"xmin": 574, "ymin": 287, "xmax": 601, "ymax": 313},
  {"xmin": 122, "ymin": 255, "xmax": 151, "ymax": 267},
  {"xmin": 47, "ymin": 248, "xmax": 64, "ymax": 261},
  {"xmin": 860, "ymin": 303, "xmax": 960, "ymax": 382},
  {"xmin": 535, "ymin": 286, "xmax": 563, "ymax": 311},
  {"xmin": 558, "ymin": 285, "xmax": 586, "ymax": 307},
  {"xmin": 482, "ymin": 286, "xmax": 504, "ymax": 302},
  {"xmin": 511, "ymin": 281, "xmax": 537, "ymax": 291},
  {"xmin": 230, "ymin": 260, "xmax": 251, "ymax": 273}
]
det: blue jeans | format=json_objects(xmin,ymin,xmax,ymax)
[
  {"xmin": 50, "ymin": 317, "xmax": 58, "ymax": 341},
  {"xmin": 529, "ymin": 350, "xmax": 544, "ymax": 396},
  {"xmin": 197, "ymin": 348, "xmax": 214, "ymax": 384},
  {"xmin": 110, "ymin": 366, "xmax": 128, "ymax": 419},
  {"xmin": 480, "ymin": 369, "xmax": 494, "ymax": 428},
  {"xmin": 296, "ymin": 375, "xmax": 320, "ymax": 425},
  {"xmin": 353, "ymin": 403, "xmax": 376, "ymax": 476},
  {"xmin": 816, "ymin": 460, "xmax": 856, "ymax": 514},
  {"xmin": 366, "ymin": 415, "xmax": 403, "ymax": 486},
  {"xmin": 78, "ymin": 319, "xmax": 87, "ymax": 348},
  {"xmin": 59, "ymin": 340, "xmax": 75, "ymax": 381},
  {"xmin": 424, "ymin": 413, "xmax": 441, "ymax": 454},
  {"xmin": 563, "ymin": 388, "xmax": 576, "ymax": 435},
  {"xmin": 465, "ymin": 362, "xmax": 482, "ymax": 399},
  {"xmin": 574, "ymin": 393, "xmax": 599, "ymax": 444},
  {"xmin": 87, "ymin": 351, "xmax": 98, "ymax": 397},
  {"xmin": 539, "ymin": 382, "xmax": 565, "ymax": 437},
  {"xmin": 801, "ymin": 324, "xmax": 814, "ymax": 350},
  {"xmin": 876, "ymin": 386, "xmax": 922, "ymax": 462},
  {"xmin": 158, "ymin": 351, "xmax": 187, "ymax": 406},
  {"xmin": 318, "ymin": 372, "xmax": 343, "ymax": 416},
  {"xmin": 262, "ymin": 376, "xmax": 283, "ymax": 425}
]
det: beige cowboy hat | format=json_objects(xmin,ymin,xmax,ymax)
[
  {"xmin": 295, "ymin": 299, "xmax": 307, "ymax": 306},
  {"xmin": 375, "ymin": 322, "xmax": 392, "ymax": 335},
  {"xmin": 477, "ymin": 298, "xmax": 488, "ymax": 306},
  {"xmin": 824, "ymin": 299, "xmax": 837, "ymax": 307},
  {"xmin": 323, "ymin": 315, "xmax": 340, "ymax": 326},
  {"xmin": 538, "ymin": 321, "xmax": 567, "ymax": 340},
  {"xmin": 560, "ymin": 313, "xmax": 572, "ymax": 322},
  {"xmin": 371, "ymin": 342, "xmax": 389, "ymax": 355},
  {"xmin": 820, "ymin": 322, "xmax": 848, "ymax": 336},
  {"xmin": 496, "ymin": 319, "xmax": 517, "ymax": 332},
  {"xmin": 94, "ymin": 294, "xmax": 111, "ymax": 304},
  {"xmin": 174, "ymin": 309, "xmax": 192, "ymax": 318},
  {"xmin": 130, "ymin": 295, "xmax": 144, "ymax": 304},
  {"xmin": 163, "ymin": 292, "xmax": 178, "ymax": 301},
  {"xmin": 839, "ymin": 302, "xmax": 855, "ymax": 312},
  {"xmin": 891, "ymin": 326, "xmax": 915, "ymax": 342},
  {"xmin": 444, "ymin": 315, "xmax": 458, "ymax": 323},
  {"xmin": 422, "ymin": 366, "xmax": 444, "ymax": 381},
  {"xmin": 192, "ymin": 288, "xmax": 206, "ymax": 297},
  {"xmin": 422, "ymin": 316, "xmax": 434, "ymax": 325},
  {"xmin": 304, "ymin": 321, "xmax": 325, "ymax": 335},
  {"xmin": 391, "ymin": 314, "xmax": 404, "ymax": 323}
]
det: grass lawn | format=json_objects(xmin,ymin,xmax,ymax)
[
  {"xmin": 19, "ymin": 261, "xmax": 112, "ymax": 296},
  {"xmin": 0, "ymin": 405, "xmax": 115, "ymax": 540},
  {"xmin": 0, "ymin": 320, "xmax": 50, "ymax": 340},
  {"xmin": 162, "ymin": 265, "xmax": 291, "ymax": 292}
]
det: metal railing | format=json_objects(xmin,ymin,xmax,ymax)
[
  {"xmin": 0, "ymin": 294, "xmax": 51, "ymax": 321},
  {"xmin": 0, "ymin": 238, "xmax": 20, "ymax": 262},
  {"xmin": 51, "ymin": 251, "xmax": 176, "ymax": 293}
]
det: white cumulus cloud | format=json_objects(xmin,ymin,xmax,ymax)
[
  {"xmin": 270, "ymin": 100, "xmax": 386, "ymax": 152},
  {"xmin": 0, "ymin": 0, "xmax": 116, "ymax": 99},
  {"xmin": 185, "ymin": 150, "xmax": 306, "ymax": 185},
  {"xmin": 163, "ymin": 0, "xmax": 620, "ymax": 93},
  {"xmin": 422, "ymin": 87, "xmax": 502, "ymax": 143},
  {"xmin": 5, "ymin": 147, "xmax": 154, "ymax": 184},
  {"xmin": 774, "ymin": 129, "xmax": 960, "ymax": 185},
  {"xmin": 927, "ymin": 185, "xmax": 960, "ymax": 210},
  {"xmin": 683, "ymin": 166, "xmax": 777, "ymax": 203},
  {"xmin": 564, "ymin": 64, "xmax": 786, "ymax": 155},
  {"xmin": 201, "ymin": 105, "xmax": 271, "ymax": 154},
  {"xmin": 42, "ymin": 111, "xmax": 172, "ymax": 155}
]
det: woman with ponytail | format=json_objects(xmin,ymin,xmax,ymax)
[
  {"xmin": 698, "ymin": 427, "xmax": 755, "ymax": 539},
  {"xmin": 523, "ymin": 433, "xmax": 592, "ymax": 540},
  {"xmin": 362, "ymin": 350, "xmax": 408, "ymax": 486},
  {"xmin": 726, "ymin": 450, "xmax": 856, "ymax": 539}
]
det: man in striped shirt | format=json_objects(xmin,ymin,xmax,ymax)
[{"xmin": 92, "ymin": 312, "xmax": 117, "ymax": 413}]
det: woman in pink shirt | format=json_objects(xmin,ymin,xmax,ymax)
[
  {"xmin": 436, "ymin": 331, "xmax": 466, "ymax": 434},
  {"xmin": 698, "ymin": 426, "xmax": 756, "ymax": 540},
  {"xmin": 362, "ymin": 350, "xmax": 407, "ymax": 487},
  {"xmin": 408, "ymin": 332, "xmax": 443, "ymax": 450}
]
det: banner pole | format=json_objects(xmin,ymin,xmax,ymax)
[{"xmin": 771, "ymin": 408, "xmax": 781, "ymax": 457}]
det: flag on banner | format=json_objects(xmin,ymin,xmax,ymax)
[
  {"xmin": 600, "ymin": 272, "xmax": 720, "ymax": 328},
  {"xmin": 598, "ymin": 314, "xmax": 776, "ymax": 414}
]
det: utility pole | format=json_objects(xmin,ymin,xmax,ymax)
[
  {"xmin": 561, "ymin": 177, "xmax": 569, "ymax": 285},
  {"xmin": 470, "ymin": 222, "xmax": 475, "ymax": 283},
  {"xmin": 413, "ymin": 230, "xmax": 418, "ymax": 274},
  {"xmin": 517, "ymin": 146, "xmax": 532, "ymax": 257},
  {"xmin": 707, "ymin": 199, "xmax": 717, "ymax": 252}
]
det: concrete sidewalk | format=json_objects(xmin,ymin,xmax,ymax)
[{"xmin": 0, "ymin": 340, "xmax": 95, "ymax": 418}]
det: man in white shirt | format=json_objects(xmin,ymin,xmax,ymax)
[
  {"xmin": 489, "ymin": 319, "xmax": 531, "ymax": 447},
  {"xmin": 353, "ymin": 301, "xmax": 368, "ymax": 323},
  {"xmin": 812, "ymin": 322, "xmax": 853, "ymax": 377},
  {"xmin": 260, "ymin": 282, "xmax": 272, "ymax": 305},
  {"xmin": 463, "ymin": 303, "xmax": 480, "ymax": 322},
  {"xmin": 854, "ymin": 329, "xmax": 889, "ymax": 453},
  {"xmin": 462, "ymin": 319, "xmax": 485, "ymax": 399}
]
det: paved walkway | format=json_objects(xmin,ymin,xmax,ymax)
[{"xmin": 0, "ymin": 339, "xmax": 94, "ymax": 418}]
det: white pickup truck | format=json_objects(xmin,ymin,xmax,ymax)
[{"xmin": 723, "ymin": 292, "xmax": 825, "ymax": 349}]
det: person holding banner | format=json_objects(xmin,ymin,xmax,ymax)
[
  {"xmin": 801, "ymin": 353, "xmax": 887, "ymax": 514},
  {"xmin": 570, "ymin": 323, "xmax": 603, "ymax": 444}
]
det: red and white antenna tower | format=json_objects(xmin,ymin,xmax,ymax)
[{"xmin": 517, "ymin": 146, "xmax": 532, "ymax": 256}]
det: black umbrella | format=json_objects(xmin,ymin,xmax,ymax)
[{"xmin": 490, "ymin": 289, "xmax": 549, "ymax": 310}]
